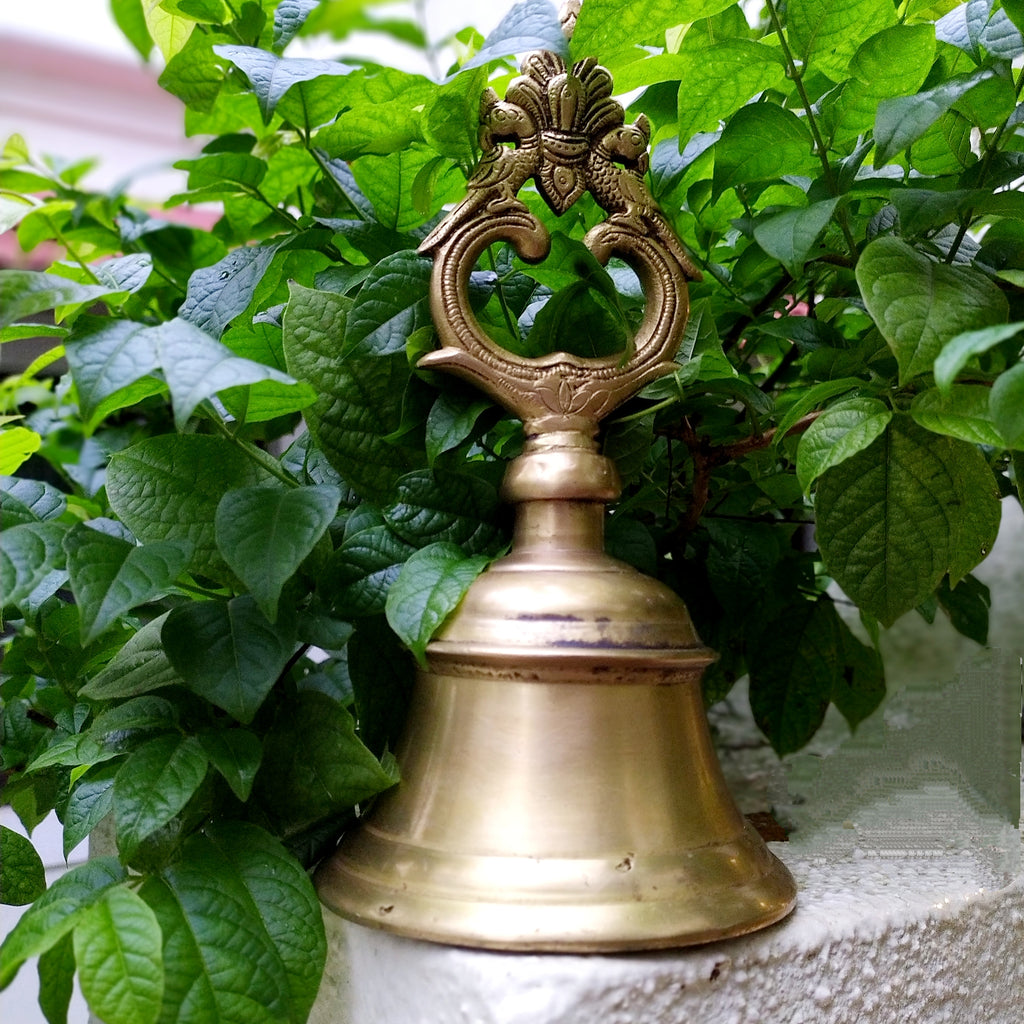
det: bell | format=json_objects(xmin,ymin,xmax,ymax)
[{"xmin": 316, "ymin": 49, "xmax": 796, "ymax": 951}]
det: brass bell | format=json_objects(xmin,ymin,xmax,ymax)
[{"xmin": 316, "ymin": 50, "xmax": 796, "ymax": 951}]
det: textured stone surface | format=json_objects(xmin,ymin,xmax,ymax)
[{"xmin": 336, "ymin": 840, "xmax": 1024, "ymax": 1024}]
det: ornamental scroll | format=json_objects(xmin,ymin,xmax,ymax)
[{"xmin": 417, "ymin": 50, "xmax": 702, "ymax": 434}]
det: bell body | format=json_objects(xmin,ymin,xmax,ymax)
[{"xmin": 317, "ymin": 477, "xmax": 797, "ymax": 951}]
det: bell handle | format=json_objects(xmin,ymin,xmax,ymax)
[{"xmin": 417, "ymin": 199, "xmax": 692, "ymax": 433}]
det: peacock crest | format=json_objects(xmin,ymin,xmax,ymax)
[{"xmin": 496, "ymin": 52, "xmax": 627, "ymax": 214}]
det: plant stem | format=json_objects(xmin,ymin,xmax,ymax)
[
  {"xmin": 763, "ymin": 0, "xmax": 859, "ymax": 262},
  {"xmin": 945, "ymin": 65, "xmax": 1024, "ymax": 264},
  {"xmin": 49, "ymin": 219, "xmax": 103, "ymax": 282},
  {"xmin": 486, "ymin": 246, "xmax": 522, "ymax": 345},
  {"xmin": 309, "ymin": 148, "xmax": 369, "ymax": 222},
  {"xmin": 662, "ymin": 410, "xmax": 822, "ymax": 532},
  {"xmin": 175, "ymin": 579, "xmax": 231, "ymax": 600},
  {"xmin": 206, "ymin": 409, "xmax": 301, "ymax": 488}
]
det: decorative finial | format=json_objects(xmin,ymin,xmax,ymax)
[{"xmin": 418, "ymin": 51, "xmax": 700, "ymax": 435}]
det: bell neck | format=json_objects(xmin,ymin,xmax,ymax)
[{"xmin": 501, "ymin": 423, "xmax": 620, "ymax": 558}]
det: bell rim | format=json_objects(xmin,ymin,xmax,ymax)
[{"xmin": 317, "ymin": 821, "xmax": 798, "ymax": 952}]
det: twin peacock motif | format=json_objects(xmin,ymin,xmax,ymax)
[{"xmin": 418, "ymin": 50, "xmax": 700, "ymax": 431}]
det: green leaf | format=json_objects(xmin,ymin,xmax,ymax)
[
  {"xmin": 347, "ymin": 615, "xmax": 414, "ymax": 755},
  {"xmin": 272, "ymin": 0, "xmax": 318, "ymax": 52},
  {"xmin": 571, "ymin": 0, "xmax": 733, "ymax": 70},
  {"xmin": 0, "ymin": 194, "xmax": 38, "ymax": 234},
  {"xmin": 174, "ymin": 151, "xmax": 267, "ymax": 197},
  {"xmin": 63, "ymin": 525, "xmax": 191, "ymax": 643},
  {"xmin": 749, "ymin": 597, "xmax": 842, "ymax": 755},
  {"xmin": 73, "ymin": 886, "xmax": 163, "ymax": 1024},
  {"xmin": 139, "ymin": 828, "xmax": 297, "ymax": 1024},
  {"xmin": 0, "ymin": 858, "xmax": 127, "ymax": 989},
  {"xmin": 704, "ymin": 519, "xmax": 781, "ymax": 618},
  {"xmin": 213, "ymin": 44, "xmax": 351, "ymax": 124},
  {"xmin": 788, "ymin": 0, "xmax": 897, "ymax": 80},
  {"xmin": 38, "ymin": 931, "xmax": 75, "ymax": 1024},
  {"xmin": 603, "ymin": 415, "xmax": 656, "ymax": 488},
  {"xmin": 666, "ymin": 40, "xmax": 786, "ymax": 135},
  {"xmin": 514, "ymin": 231, "xmax": 614, "ymax": 295},
  {"xmin": 0, "ymin": 427, "xmax": 41, "ymax": 475},
  {"xmin": 713, "ymin": 103, "xmax": 815, "ymax": 200},
  {"xmin": 1003, "ymin": 0, "xmax": 1024, "ymax": 32},
  {"xmin": 911, "ymin": 385, "xmax": 1006, "ymax": 447},
  {"xmin": 178, "ymin": 243, "xmax": 282, "ymax": 338},
  {"xmin": 526, "ymin": 281, "xmax": 630, "ymax": 358},
  {"xmin": 91, "ymin": 695, "xmax": 178, "ymax": 741},
  {"xmin": 0, "ymin": 270, "xmax": 111, "ymax": 329},
  {"xmin": 350, "ymin": 148, "xmax": 462, "ymax": 234},
  {"xmin": 753, "ymin": 199, "xmax": 839, "ymax": 276},
  {"xmin": 908, "ymin": 108, "xmax": 974, "ymax": 175},
  {"xmin": 17, "ymin": 201, "xmax": 76, "ymax": 252},
  {"xmin": 208, "ymin": 822, "xmax": 326, "ymax": 1020},
  {"xmin": 383, "ymin": 469, "xmax": 504, "ymax": 553},
  {"xmin": 92, "ymin": 253, "xmax": 153, "ymax": 294},
  {"xmin": 113, "ymin": 735, "xmax": 208, "ymax": 862},
  {"xmin": 937, "ymin": 573, "xmax": 990, "ymax": 646},
  {"xmin": 828, "ymin": 24, "xmax": 936, "ymax": 140},
  {"xmin": 312, "ymin": 68, "xmax": 433, "ymax": 161},
  {"xmin": 952, "ymin": 68, "xmax": 1018, "ymax": 128},
  {"xmin": 1, "ymin": 522, "xmax": 66, "ymax": 611},
  {"xmin": 425, "ymin": 392, "xmax": 491, "ymax": 463},
  {"xmin": 0, "ymin": 323, "xmax": 67, "ymax": 344},
  {"xmin": 874, "ymin": 68, "xmax": 995, "ymax": 165},
  {"xmin": 831, "ymin": 616, "xmax": 885, "ymax": 732},
  {"xmin": 143, "ymin": 0, "xmax": 193, "ymax": 61},
  {"xmin": 321, "ymin": 523, "xmax": 416, "ymax": 617},
  {"xmin": 198, "ymin": 729, "xmax": 263, "ymax": 801},
  {"xmin": 385, "ymin": 542, "xmax": 489, "ymax": 665},
  {"xmin": 111, "ymin": 0, "xmax": 153, "ymax": 59},
  {"xmin": 64, "ymin": 317, "xmax": 161, "ymax": 424},
  {"xmin": 888, "ymin": 187, "xmax": 974, "ymax": 238},
  {"xmin": 815, "ymin": 415, "xmax": 1001, "ymax": 625},
  {"xmin": 991, "ymin": 362, "xmax": 1024, "ymax": 449},
  {"xmin": 935, "ymin": 322, "xmax": 1024, "ymax": 391},
  {"xmin": 107, "ymin": 435, "xmax": 276, "ymax": 582},
  {"xmin": 218, "ymin": 323, "xmax": 318, "ymax": 424},
  {"xmin": 216, "ymin": 484, "xmax": 339, "ymax": 621},
  {"xmin": 158, "ymin": 17, "xmax": 226, "ymax": 112},
  {"xmin": 256, "ymin": 691, "xmax": 397, "ymax": 837},
  {"xmin": 856, "ymin": 236, "xmax": 1009, "ymax": 383},
  {"xmin": 154, "ymin": 317, "xmax": 304, "ymax": 429},
  {"xmin": 162, "ymin": 596, "xmax": 297, "ymax": 722},
  {"xmin": 283, "ymin": 282, "xmax": 423, "ymax": 503},
  {"xmin": 0, "ymin": 476, "xmax": 66, "ymax": 527},
  {"xmin": 938, "ymin": 2, "xmax": 1022, "ymax": 58},
  {"xmin": 63, "ymin": 765, "xmax": 119, "ymax": 860},
  {"xmin": 161, "ymin": 0, "xmax": 227, "ymax": 23},
  {"xmin": 343, "ymin": 250, "xmax": 433, "ymax": 357},
  {"xmin": 0, "ymin": 826, "xmax": 46, "ymax": 906},
  {"xmin": 79, "ymin": 614, "xmax": 184, "ymax": 701},
  {"xmin": 422, "ymin": 71, "xmax": 485, "ymax": 165},
  {"xmin": 465, "ymin": 0, "xmax": 567, "ymax": 68},
  {"xmin": 797, "ymin": 397, "xmax": 892, "ymax": 492}
]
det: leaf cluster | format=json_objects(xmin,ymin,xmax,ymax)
[{"xmin": 1, "ymin": 0, "xmax": 1023, "ymax": 1020}]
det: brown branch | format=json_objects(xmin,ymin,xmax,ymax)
[
  {"xmin": 662, "ymin": 410, "xmax": 824, "ymax": 533},
  {"xmin": 720, "ymin": 410, "xmax": 821, "ymax": 460}
]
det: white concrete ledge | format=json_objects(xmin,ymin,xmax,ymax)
[{"xmin": 322, "ymin": 833, "xmax": 1024, "ymax": 1024}]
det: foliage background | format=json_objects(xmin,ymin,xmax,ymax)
[{"xmin": 1, "ymin": 0, "xmax": 1023, "ymax": 1020}]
